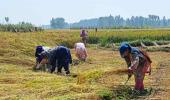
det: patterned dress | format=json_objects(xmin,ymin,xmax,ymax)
[{"xmin": 124, "ymin": 47, "xmax": 151, "ymax": 91}]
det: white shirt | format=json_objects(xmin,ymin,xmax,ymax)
[
  {"xmin": 75, "ymin": 43, "xmax": 87, "ymax": 59},
  {"xmin": 75, "ymin": 43, "xmax": 86, "ymax": 50}
]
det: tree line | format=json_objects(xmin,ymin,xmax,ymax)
[
  {"xmin": 0, "ymin": 17, "xmax": 43, "ymax": 32},
  {"xmin": 50, "ymin": 15, "xmax": 170, "ymax": 29}
]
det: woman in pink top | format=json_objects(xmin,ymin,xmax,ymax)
[{"xmin": 80, "ymin": 30, "xmax": 88, "ymax": 46}]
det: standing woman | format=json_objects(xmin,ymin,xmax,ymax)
[
  {"xmin": 80, "ymin": 29, "xmax": 88, "ymax": 46},
  {"xmin": 119, "ymin": 42, "xmax": 152, "ymax": 94}
]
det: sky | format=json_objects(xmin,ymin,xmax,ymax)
[{"xmin": 0, "ymin": 0, "xmax": 170, "ymax": 26}]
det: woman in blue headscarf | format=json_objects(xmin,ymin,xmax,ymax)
[{"xmin": 119, "ymin": 42, "xmax": 152, "ymax": 94}]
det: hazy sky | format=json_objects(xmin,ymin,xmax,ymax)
[{"xmin": 0, "ymin": 0, "xmax": 170, "ymax": 25}]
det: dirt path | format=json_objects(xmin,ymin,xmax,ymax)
[{"xmin": 145, "ymin": 52, "xmax": 170, "ymax": 100}]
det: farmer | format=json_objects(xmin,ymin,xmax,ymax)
[
  {"xmin": 37, "ymin": 46, "xmax": 72, "ymax": 75},
  {"xmin": 80, "ymin": 29, "xmax": 88, "ymax": 46},
  {"xmin": 74, "ymin": 42, "xmax": 87, "ymax": 61},
  {"xmin": 35, "ymin": 46, "xmax": 50, "ymax": 67},
  {"xmin": 119, "ymin": 42, "xmax": 152, "ymax": 94}
]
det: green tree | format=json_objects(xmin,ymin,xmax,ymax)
[{"xmin": 50, "ymin": 17, "xmax": 68, "ymax": 29}]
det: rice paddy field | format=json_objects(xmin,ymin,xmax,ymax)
[{"xmin": 0, "ymin": 29, "xmax": 170, "ymax": 100}]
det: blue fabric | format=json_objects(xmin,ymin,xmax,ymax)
[
  {"xmin": 35, "ymin": 46, "xmax": 45, "ymax": 63},
  {"xmin": 131, "ymin": 47, "xmax": 140, "ymax": 54},
  {"xmin": 40, "ymin": 46, "xmax": 72, "ymax": 70},
  {"xmin": 36, "ymin": 57, "xmax": 43, "ymax": 63},
  {"xmin": 131, "ymin": 47, "xmax": 144, "ymax": 59},
  {"xmin": 53, "ymin": 46, "xmax": 71, "ymax": 62},
  {"xmin": 51, "ymin": 60, "xmax": 70, "ymax": 73},
  {"xmin": 119, "ymin": 42, "xmax": 131, "ymax": 56},
  {"xmin": 120, "ymin": 43, "xmax": 145, "ymax": 69},
  {"xmin": 35, "ymin": 46, "xmax": 44, "ymax": 57}
]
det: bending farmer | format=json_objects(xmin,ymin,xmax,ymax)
[
  {"xmin": 74, "ymin": 42, "xmax": 87, "ymax": 61},
  {"xmin": 119, "ymin": 42, "xmax": 152, "ymax": 94},
  {"xmin": 37, "ymin": 46, "xmax": 72, "ymax": 75}
]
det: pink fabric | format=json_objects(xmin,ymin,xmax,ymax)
[
  {"xmin": 76, "ymin": 47, "xmax": 86, "ymax": 60},
  {"xmin": 129, "ymin": 55, "xmax": 147, "ymax": 91},
  {"xmin": 80, "ymin": 30, "xmax": 87, "ymax": 37},
  {"xmin": 135, "ymin": 77, "xmax": 144, "ymax": 91},
  {"xmin": 134, "ymin": 72, "xmax": 145, "ymax": 91},
  {"xmin": 142, "ymin": 60, "xmax": 151, "ymax": 74},
  {"xmin": 134, "ymin": 58, "xmax": 151, "ymax": 91}
]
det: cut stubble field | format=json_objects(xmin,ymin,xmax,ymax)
[
  {"xmin": 0, "ymin": 48, "xmax": 170, "ymax": 99},
  {"xmin": 0, "ymin": 29, "xmax": 170, "ymax": 99}
]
